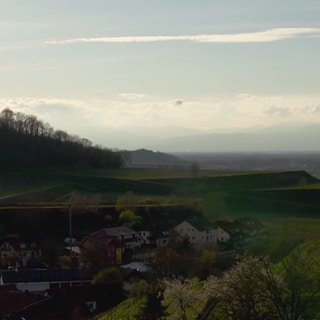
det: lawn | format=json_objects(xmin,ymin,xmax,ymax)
[{"xmin": 95, "ymin": 298, "xmax": 146, "ymax": 320}]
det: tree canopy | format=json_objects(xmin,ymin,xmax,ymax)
[{"xmin": 0, "ymin": 108, "xmax": 125, "ymax": 168}]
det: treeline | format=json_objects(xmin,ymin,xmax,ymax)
[{"xmin": 0, "ymin": 108, "xmax": 126, "ymax": 168}]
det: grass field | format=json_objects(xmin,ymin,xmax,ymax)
[
  {"xmin": 94, "ymin": 298, "xmax": 146, "ymax": 320},
  {"xmin": 1, "ymin": 169, "xmax": 319, "ymax": 220}
]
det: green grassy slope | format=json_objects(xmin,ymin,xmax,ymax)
[{"xmin": 1, "ymin": 170, "xmax": 319, "ymax": 218}]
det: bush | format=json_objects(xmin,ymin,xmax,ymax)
[{"xmin": 92, "ymin": 267, "xmax": 122, "ymax": 284}]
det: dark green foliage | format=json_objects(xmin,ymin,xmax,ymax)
[
  {"xmin": 40, "ymin": 238, "xmax": 61, "ymax": 268},
  {"xmin": 138, "ymin": 290, "xmax": 164, "ymax": 320},
  {"xmin": 193, "ymin": 248, "xmax": 218, "ymax": 280},
  {"xmin": 0, "ymin": 108, "xmax": 124, "ymax": 169},
  {"xmin": 119, "ymin": 209, "xmax": 142, "ymax": 228},
  {"xmin": 128, "ymin": 280, "xmax": 164, "ymax": 320},
  {"xmin": 92, "ymin": 267, "xmax": 122, "ymax": 284}
]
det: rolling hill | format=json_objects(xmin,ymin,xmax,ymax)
[{"xmin": 1, "ymin": 169, "xmax": 319, "ymax": 219}]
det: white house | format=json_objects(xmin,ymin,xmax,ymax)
[
  {"xmin": 216, "ymin": 226, "xmax": 232, "ymax": 242},
  {"xmin": 139, "ymin": 225, "xmax": 170, "ymax": 248},
  {"xmin": 0, "ymin": 240, "xmax": 41, "ymax": 268},
  {"xmin": 139, "ymin": 229, "xmax": 152, "ymax": 246},
  {"xmin": 174, "ymin": 217, "xmax": 218, "ymax": 248}
]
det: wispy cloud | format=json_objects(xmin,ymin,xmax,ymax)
[
  {"xmin": 119, "ymin": 93, "xmax": 146, "ymax": 100},
  {"xmin": 263, "ymin": 105, "xmax": 291, "ymax": 117},
  {"xmin": 46, "ymin": 28, "xmax": 320, "ymax": 45}
]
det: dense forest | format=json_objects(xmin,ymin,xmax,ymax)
[{"xmin": 0, "ymin": 108, "xmax": 126, "ymax": 168}]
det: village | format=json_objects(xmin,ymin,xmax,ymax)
[{"xmin": 0, "ymin": 212, "xmax": 265, "ymax": 318}]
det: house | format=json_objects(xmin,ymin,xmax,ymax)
[
  {"xmin": 154, "ymin": 231, "xmax": 170, "ymax": 248},
  {"xmin": 215, "ymin": 217, "xmax": 265, "ymax": 242},
  {"xmin": 0, "ymin": 269, "xmax": 91, "ymax": 293},
  {"xmin": 0, "ymin": 236, "xmax": 41, "ymax": 268},
  {"xmin": 90, "ymin": 226, "xmax": 143, "ymax": 251},
  {"xmin": 139, "ymin": 229, "xmax": 152, "ymax": 246},
  {"xmin": 214, "ymin": 220, "xmax": 234, "ymax": 242},
  {"xmin": 80, "ymin": 237, "xmax": 123, "ymax": 267},
  {"xmin": 216, "ymin": 225, "xmax": 232, "ymax": 243},
  {"xmin": 139, "ymin": 224, "xmax": 170, "ymax": 248},
  {"xmin": 0, "ymin": 241, "xmax": 16, "ymax": 267},
  {"xmin": 80, "ymin": 226, "xmax": 143, "ymax": 267},
  {"xmin": 214, "ymin": 219, "xmax": 246, "ymax": 244},
  {"xmin": 174, "ymin": 217, "xmax": 218, "ymax": 248}
]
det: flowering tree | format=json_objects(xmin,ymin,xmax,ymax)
[{"xmin": 162, "ymin": 278, "xmax": 205, "ymax": 320}]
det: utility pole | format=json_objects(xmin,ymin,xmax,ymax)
[{"xmin": 69, "ymin": 204, "xmax": 73, "ymax": 267}]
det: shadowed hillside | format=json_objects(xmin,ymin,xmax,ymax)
[
  {"xmin": 0, "ymin": 108, "xmax": 125, "ymax": 169},
  {"xmin": 1, "ymin": 170, "xmax": 319, "ymax": 219}
]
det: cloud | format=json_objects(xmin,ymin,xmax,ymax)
[
  {"xmin": 303, "ymin": 104, "xmax": 320, "ymax": 114},
  {"xmin": 46, "ymin": 28, "xmax": 320, "ymax": 45},
  {"xmin": 0, "ymin": 97, "xmax": 84, "ymax": 112},
  {"xmin": 119, "ymin": 93, "xmax": 146, "ymax": 100},
  {"xmin": 263, "ymin": 105, "xmax": 291, "ymax": 116},
  {"xmin": 2, "ymin": 94, "xmax": 320, "ymax": 140},
  {"xmin": 170, "ymin": 99, "xmax": 184, "ymax": 106},
  {"xmin": 0, "ymin": 97, "xmax": 87, "ymax": 131}
]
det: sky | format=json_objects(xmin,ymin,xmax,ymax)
[{"xmin": 0, "ymin": 1, "xmax": 320, "ymax": 150}]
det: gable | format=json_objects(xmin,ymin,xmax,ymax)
[
  {"xmin": 175, "ymin": 221, "xmax": 196, "ymax": 232},
  {"xmin": 0, "ymin": 241, "xmax": 16, "ymax": 253},
  {"xmin": 175, "ymin": 218, "xmax": 216, "ymax": 233}
]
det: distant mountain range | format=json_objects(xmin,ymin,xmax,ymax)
[
  {"xmin": 153, "ymin": 127, "xmax": 320, "ymax": 152},
  {"xmin": 86, "ymin": 124, "xmax": 320, "ymax": 153}
]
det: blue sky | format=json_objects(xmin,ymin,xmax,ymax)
[{"xmin": 1, "ymin": 1, "xmax": 320, "ymax": 149}]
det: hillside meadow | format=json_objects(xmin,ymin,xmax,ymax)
[{"xmin": 1, "ymin": 168, "xmax": 320, "ymax": 216}]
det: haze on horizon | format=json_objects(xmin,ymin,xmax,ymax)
[{"xmin": 0, "ymin": 1, "xmax": 319, "ymax": 152}]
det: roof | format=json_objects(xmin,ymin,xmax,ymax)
[
  {"xmin": 90, "ymin": 226, "xmax": 137, "ymax": 239},
  {"xmin": 121, "ymin": 262, "xmax": 153, "ymax": 273},
  {"xmin": 215, "ymin": 217, "xmax": 264, "ymax": 235},
  {"xmin": 0, "ymin": 235, "xmax": 38, "ymax": 252},
  {"xmin": 0, "ymin": 286, "xmax": 41, "ymax": 317},
  {"xmin": 1, "ymin": 269, "xmax": 89, "ymax": 284},
  {"xmin": 80, "ymin": 226, "xmax": 138, "ymax": 247},
  {"xmin": 141, "ymin": 224, "xmax": 170, "ymax": 240},
  {"xmin": 214, "ymin": 220, "xmax": 238, "ymax": 235},
  {"xmin": 185, "ymin": 217, "xmax": 217, "ymax": 231},
  {"xmin": 63, "ymin": 246, "xmax": 81, "ymax": 255}
]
